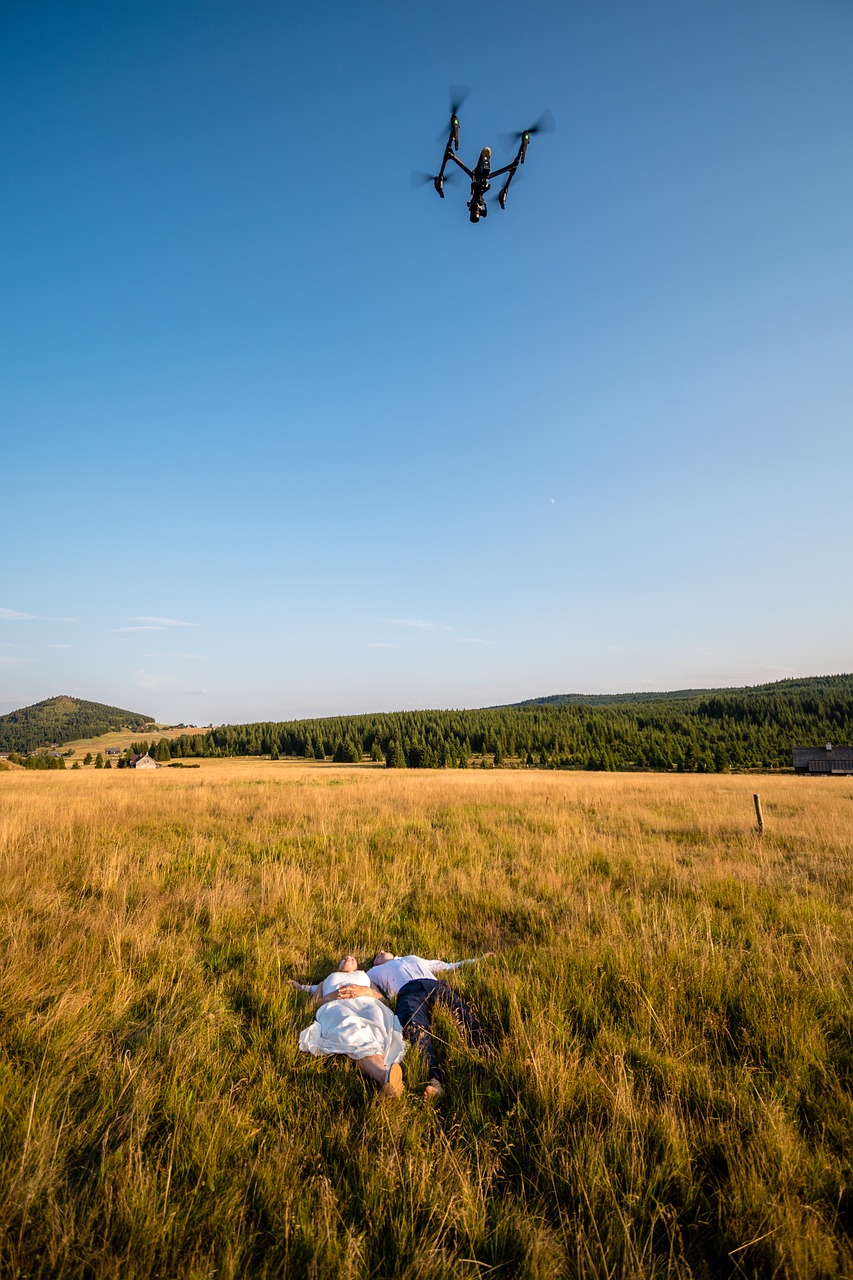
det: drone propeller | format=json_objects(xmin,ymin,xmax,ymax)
[
  {"xmin": 499, "ymin": 109, "xmax": 556, "ymax": 156},
  {"xmin": 436, "ymin": 84, "xmax": 471, "ymax": 147},
  {"xmin": 449, "ymin": 84, "xmax": 470, "ymax": 118},
  {"xmin": 411, "ymin": 167, "xmax": 460, "ymax": 192}
]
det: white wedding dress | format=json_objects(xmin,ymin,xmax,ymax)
[{"xmin": 298, "ymin": 969, "xmax": 407, "ymax": 1065}]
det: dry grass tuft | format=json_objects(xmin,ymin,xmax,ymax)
[{"xmin": 0, "ymin": 764, "xmax": 851, "ymax": 1277}]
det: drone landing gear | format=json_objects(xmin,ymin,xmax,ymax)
[{"xmin": 433, "ymin": 176, "xmax": 444, "ymax": 199}]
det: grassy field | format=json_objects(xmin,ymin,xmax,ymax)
[
  {"xmin": 0, "ymin": 763, "xmax": 850, "ymax": 1279},
  {"xmin": 57, "ymin": 725, "xmax": 206, "ymax": 759}
]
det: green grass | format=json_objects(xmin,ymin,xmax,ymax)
[{"xmin": 0, "ymin": 764, "xmax": 851, "ymax": 1277}]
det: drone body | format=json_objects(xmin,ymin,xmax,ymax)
[{"xmin": 427, "ymin": 92, "xmax": 554, "ymax": 224}]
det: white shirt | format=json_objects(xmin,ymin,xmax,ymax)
[
  {"xmin": 322, "ymin": 969, "xmax": 373, "ymax": 996},
  {"xmin": 365, "ymin": 955, "xmax": 479, "ymax": 999},
  {"xmin": 297, "ymin": 969, "xmax": 373, "ymax": 997}
]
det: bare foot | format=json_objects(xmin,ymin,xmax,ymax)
[
  {"xmin": 423, "ymin": 1079, "xmax": 445, "ymax": 1102},
  {"xmin": 381, "ymin": 1062, "xmax": 403, "ymax": 1098}
]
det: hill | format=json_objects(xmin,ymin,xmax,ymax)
[
  {"xmin": 503, "ymin": 673, "xmax": 853, "ymax": 708},
  {"xmin": 0, "ymin": 696, "xmax": 155, "ymax": 753},
  {"xmin": 167, "ymin": 673, "xmax": 853, "ymax": 773}
]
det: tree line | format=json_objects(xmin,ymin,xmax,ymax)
[{"xmin": 165, "ymin": 676, "xmax": 853, "ymax": 772}]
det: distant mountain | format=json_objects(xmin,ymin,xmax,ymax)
[
  {"xmin": 0, "ymin": 696, "xmax": 155, "ymax": 753},
  {"xmin": 501, "ymin": 674, "xmax": 853, "ymax": 709}
]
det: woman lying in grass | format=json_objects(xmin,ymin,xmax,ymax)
[{"xmin": 290, "ymin": 955, "xmax": 406, "ymax": 1097}]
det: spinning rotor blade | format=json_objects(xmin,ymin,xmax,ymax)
[
  {"xmin": 499, "ymin": 109, "xmax": 556, "ymax": 152},
  {"xmin": 410, "ymin": 168, "xmax": 460, "ymax": 191},
  {"xmin": 449, "ymin": 84, "xmax": 471, "ymax": 118},
  {"xmin": 436, "ymin": 85, "xmax": 471, "ymax": 142}
]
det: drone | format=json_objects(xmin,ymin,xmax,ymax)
[{"xmin": 417, "ymin": 89, "xmax": 555, "ymax": 224}]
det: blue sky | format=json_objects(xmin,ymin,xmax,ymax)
[{"xmin": 3, "ymin": 0, "xmax": 851, "ymax": 724}]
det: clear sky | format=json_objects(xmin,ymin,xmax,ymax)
[{"xmin": 3, "ymin": 0, "xmax": 852, "ymax": 725}]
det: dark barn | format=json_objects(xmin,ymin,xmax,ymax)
[{"xmin": 792, "ymin": 745, "xmax": 853, "ymax": 775}]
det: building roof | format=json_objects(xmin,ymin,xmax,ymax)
[{"xmin": 792, "ymin": 745, "xmax": 853, "ymax": 773}]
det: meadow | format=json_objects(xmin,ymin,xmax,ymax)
[
  {"xmin": 59, "ymin": 725, "xmax": 199, "ymax": 760},
  {"xmin": 0, "ymin": 763, "xmax": 850, "ymax": 1279}
]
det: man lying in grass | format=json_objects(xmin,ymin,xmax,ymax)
[
  {"xmin": 290, "ymin": 954, "xmax": 406, "ymax": 1097},
  {"xmin": 365, "ymin": 951, "xmax": 494, "ymax": 1101}
]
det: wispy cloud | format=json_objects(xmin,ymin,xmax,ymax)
[
  {"xmin": 0, "ymin": 607, "xmax": 75, "ymax": 622},
  {"xmin": 393, "ymin": 618, "xmax": 436, "ymax": 630},
  {"xmin": 50, "ymin": 644, "xmax": 72, "ymax": 650},
  {"xmin": 391, "ymin": 618, "xmax": 454, "ymax": 633},
  {"xmin": 454, "ymin": 638, "xmax": 489, "ymax": 645},
  {"xmin": 114, "ymin": 616, "xmax": 196, "ymax": 634},
  {"xmin": 142, "ymin": 652, "xmax": 208, "ymax": 660},
  {"xmin": 133, "ymin": 616, "xmax": 195, "ymax": 628},
  {"xmin": 366, "ymin": 642, "xmax": 395, "ymax": 649},
  {"xmin": 0, "ymin": 656, "xmax": 29, "ymax": 664},
  {"xmin": 186, "ymin": 688, "xmax": 208, "ymax": 696}
]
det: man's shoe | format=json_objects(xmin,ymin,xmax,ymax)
[{"xmin": 423, "ymin": 1079, "xmax": 445, "ymax": 1102}]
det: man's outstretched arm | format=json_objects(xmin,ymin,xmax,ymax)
[{"xmin": 427, "ymin": 952, "xmax": 495, "ymax": 974}]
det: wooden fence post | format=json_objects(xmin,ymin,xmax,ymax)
[{"xmin": 753, "ymin": 793, "xmax": 764, "ymax": 836}]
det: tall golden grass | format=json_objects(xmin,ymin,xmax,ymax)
[{"xmin": 1, "ymin": 762, "xmax": 850, "ymax": 1278}]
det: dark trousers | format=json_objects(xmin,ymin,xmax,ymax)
[{"xmin": 395, "ymin": 978, "xmax": 486, "ymax": 1086}]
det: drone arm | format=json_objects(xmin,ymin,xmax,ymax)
[
  {"xmin": 492, "ymin": 135, "xmax": 530, "ymax": 208},
  {"xmin": 496, "ymin": 160, "xmax": 522, "ymax": 210},
  {"xmin": 447, "ymin": 152, "xmax": 473, "ymax": 179},
  {"xmin": 432, "ymin": 144, "xmax": 472, "ymax": 199},
  {"xmin": 491, "ymin": 132, "xmax": 527, "ymax": 178}
]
